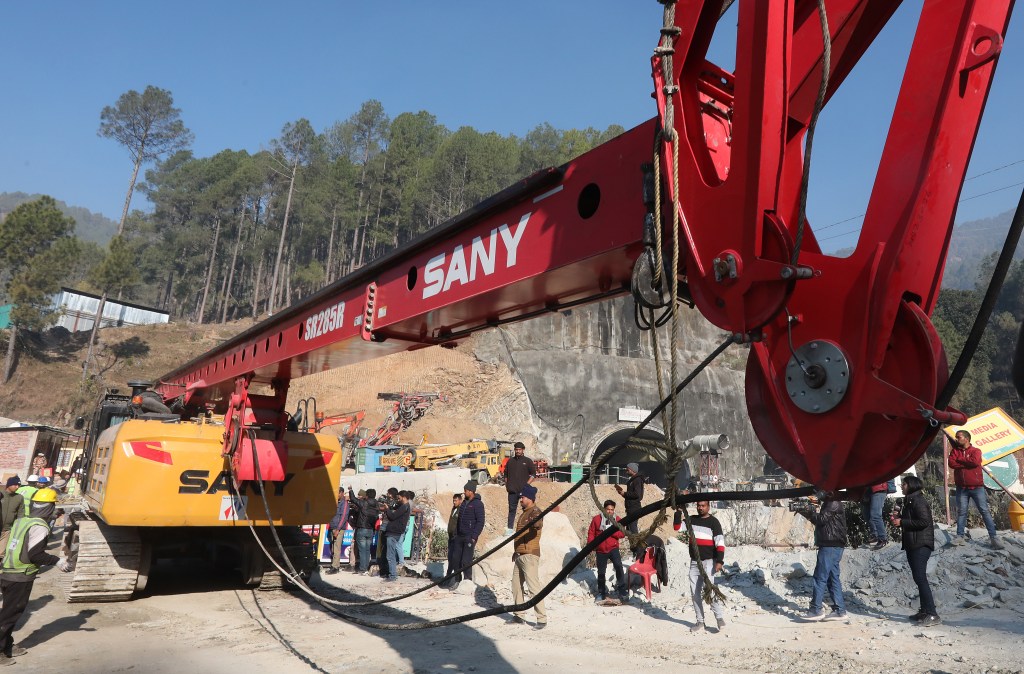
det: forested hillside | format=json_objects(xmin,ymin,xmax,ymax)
[
  {"xmin": 3, "ymin": 86, "xmax": 1024, "ymax": 424},
  {"xmin": 930, "ymin": 253, "xmax": 1024, "ymax": 439},
  {"xmin": 943, "ymin": 208, "xmax": 1021, "ymax": 289},
  {"xmin": 18, "ymin": 100, "xmax": 623, "ymax": 325},
  {"xmin": 0, "ymin": 192, "xmax": 117, "ymax": 244}
]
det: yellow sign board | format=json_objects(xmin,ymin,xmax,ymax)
[
  {"xmin": 380, "ymin": 452, "xmax": 412, "ymax": 468},
  {"xmin": 945, "ymin": 407, "xmax": 1024, "ymax": 465}
]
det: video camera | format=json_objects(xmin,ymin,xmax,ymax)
[
  {"xmin": 380, "ymin": 491, "xmax": 401, "ymax": 510},
  {"xmin": 787, "ymin": 497, "xmax": 817, "ymax": 513},
  {"xmin": 889, "ymin": 498, "xmax": 904, "ymax": 525}
]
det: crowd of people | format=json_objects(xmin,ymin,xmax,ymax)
[
  {"xmin": 325, "ymin": 486, "xmax": 416, "ymax": 581},
  {"xmin": 0, "ymin": 471, "xmax": 74, "ymax": 665},
  {"xmin": 323, "ymin": 430, "xmax": 1012, "ymax": 634}
]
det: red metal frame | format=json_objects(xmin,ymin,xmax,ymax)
[
  {"xmin": 157, "ymin": 0, "xmax": 1014, "ymax": 489},
  {"xmin": 314, "ymin": 410, "xmax": 365, "ymax": 436},
  {"xmin": 358, "ymin": 392, "xmax": 447, "ymax": 447}
]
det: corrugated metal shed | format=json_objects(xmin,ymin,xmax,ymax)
[{"xmin": 54, "ymin": 288, "xmax": 169, "ymax": 332}]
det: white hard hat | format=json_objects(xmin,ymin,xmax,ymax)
[{"xmin": 27, "ymin": 474, "xmax": 38, "ymax": 482}]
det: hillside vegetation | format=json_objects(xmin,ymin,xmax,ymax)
[
  {"xmin": 0, "ymin": 320, "xmax": 250, "ymax": 424},
  {"xmin": 0, "ymin": 191, "xmax": 117, "ymax": 244},
  {"xmin": 0, "ymin": 318, "xmax": 514, "ymax": 448}
]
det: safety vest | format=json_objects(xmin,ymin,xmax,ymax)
[
  {"xmin": 1, "ymin": 517, "xmax": 49, "ymax": 577},
  {"xmin": 15, "ymin": 486, "xmax": 37, "ymax": 516}
]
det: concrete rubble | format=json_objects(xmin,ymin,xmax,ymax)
[{"xmin": 428, "ymin": 497, "xmax": 1024, "ymax": 625}]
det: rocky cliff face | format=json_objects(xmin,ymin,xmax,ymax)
[
  {"xmin": 291, "ymin": 295, "xmax": 773, "ymax": 487},
  {"xmin": 472, "ymin": 296, "xmax": 771, "ymax": 486}
]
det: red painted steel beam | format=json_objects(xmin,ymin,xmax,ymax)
[
  {"xmin": 158, "ymin": 0, "xmax": 1014, "ymax": 492},
  {"xmin": 650, "ymin": 0, "xmax": 1013, "ymax": 488},
  {"xmin": 752, "ymin": 0, "xmax": 1013, "ymax": 489},
  {"xmin": 156, "ymin": 121, "xmax": 654, "ymax": 401}
]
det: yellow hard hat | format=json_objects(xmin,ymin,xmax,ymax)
[{"xmin": 32, "ymin": 488, "xmax": 58, "ymax": 503}]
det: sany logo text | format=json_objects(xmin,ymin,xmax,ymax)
[
  {"xmin": 178, "ymin": 470, "xmax": 295, "ymax": 496},
  {"xmin": 422, "ymin": 213, "xmax": 531, "ymax": 299}
]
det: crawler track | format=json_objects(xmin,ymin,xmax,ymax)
[{"xmin": 64, "ymin": 519, "xmax": 143, "ymax": 602}]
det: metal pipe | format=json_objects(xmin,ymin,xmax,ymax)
[{"xmin": 982, "ymin": 466, "xmax": 1024, "ymax": 511}]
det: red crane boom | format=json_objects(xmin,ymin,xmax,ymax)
[{"xmin": 156, "ymin": 0, "xmax": 1014, "ymax": 489}]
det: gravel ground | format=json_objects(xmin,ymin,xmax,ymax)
[{"xmin": 8, "ymin": 502, "xmax": 1023, "ymax": 673}]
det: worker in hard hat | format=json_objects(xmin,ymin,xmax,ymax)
[
  {"xmin": 0, "ymin": 488, "xmax": 72, "ymax": 665},
  {"xmin": 14, "ymin": 478, "xmax": 39, "ymax": 518}
]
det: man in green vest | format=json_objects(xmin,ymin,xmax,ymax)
[
  {"xmin": 14, "ymin": 477, "xmax": 38, "ymax": 517},
  {"xmin": 0, "ymin": 488, "xmax": 71, "ymax": 665}
]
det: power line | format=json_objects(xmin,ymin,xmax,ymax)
[
  {"xmin": 817, "ymin": 180, "xmax": 1024, "ymax": 245},
  {"xmin": 965, "ymin": 158, "xmax": 1024, "ymax": 182},
  {"xmin": 959, "ymin": 180, "xmax": 1024, "ymax": 204},
  {"xmin": 818, "ymin": 158, "xmax": 1024, "ymax": 232}
]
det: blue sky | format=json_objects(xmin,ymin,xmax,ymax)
[{"xmin": 2, "ymin": 1, "xmax": 1022, "ymax": 253}]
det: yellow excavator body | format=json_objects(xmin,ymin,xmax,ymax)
[{"xmin": 84, "ymin": 418, "xmax": 342, "ymax": 527}]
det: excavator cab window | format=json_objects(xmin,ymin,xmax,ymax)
[{"xmin": 99, "ymin": 410, "xmax": 131, "ymax": 433}]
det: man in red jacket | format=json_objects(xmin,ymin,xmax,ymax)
[
  {"xmin": 587, "ymin": 499, "xmax": 627, "ymax": 603},
  {"xmin": 948, "ymin": 430, "xmax": 1003, "ymax": 549}
]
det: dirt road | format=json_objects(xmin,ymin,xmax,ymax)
[{"xmin": 9, "ymin": 529, "xmax": 1024, "ymax": 674}]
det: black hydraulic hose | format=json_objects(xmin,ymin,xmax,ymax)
[
  {"xmin": 239, "ymin": 335, "xmax": 740, "ymax": 625},
  {"xmin": 308, "ymin": 486, "xmax": 816, "ymax": 630},
  {"xmin": 937, "ymin": 185, "xmax": 1024, "ymax": 410},
  {"xmin": 1013, "ymin": 319, "xmax": 1024, "ymax": 399}
]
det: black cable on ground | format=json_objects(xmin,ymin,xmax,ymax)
[
  {"xmin": 309, "ymin": 487, "xmax": 815, "ymax": 630},
  {"xmin": 236, "ymin": 334, "xmax": 740, "ymax": 619}
]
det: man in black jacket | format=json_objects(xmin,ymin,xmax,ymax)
[
  {"xmin": 503, "ymin": 442, "xmax": 536, "ymax": 535},
  {"xmin": 799, "ymin": 492, "xmax": 848, "ymax": 621},
  {"xmin": 379, "ymin": 490, "xmax": 411, "ymax": 582},
  {"xmin": 353, "ymin": 489, "xmax": 378, "ymax": 574},
  {"xmin": 893, "ymin": 474, "xmax": 940, "ymax": 626},
  {"xmin": 615, "ymin": 463, "xmax": 645, "ymax": 558},
  {"xmin": 449, "ymin": 480, "xmax": 485, "ymax": 590},
  {"xmin": 443, "ymin": 492, "xmax": 463, "ymax": 587}
]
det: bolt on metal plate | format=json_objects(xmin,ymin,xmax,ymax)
[{"xmin": 785, "ymin": 340, "xmax": 850, "ymax": 414}]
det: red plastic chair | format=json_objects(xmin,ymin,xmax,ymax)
[{"xmin": 627, "ymin": 546, "xmax": 660, "ymax": 600}]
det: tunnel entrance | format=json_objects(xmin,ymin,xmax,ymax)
[{"xmin": 590, "ymin": 427, "xmax": 691, "ymax": 490}]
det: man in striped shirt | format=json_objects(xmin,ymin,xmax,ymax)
[{"xmin": 686, "ymin": 500, "xmax": 726, "ymax": 633}]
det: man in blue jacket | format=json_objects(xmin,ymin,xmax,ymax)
[
  {"xmin": 324, "ymin": 486, "xmax": 349, "ymax": 575},
  {"xmin": 448, "ymin": 480, "xmax": 485, "ymax": 591}
]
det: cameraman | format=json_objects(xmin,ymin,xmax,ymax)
[
  {"xmin": 378, "ymin": 489, "xmax": 410, "ymax": 582},
  {"xmin": 798, "ymin": 492, "xmax": 848, "ymax": 621},
  {"xmin": 352, "ymin": 489, "xmax": 378, "ymax": 574}
]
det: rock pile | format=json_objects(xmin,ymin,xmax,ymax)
[
  {"xmin": 419, "ymin": 480, "xmax": 1024, "ymax": 623},
  {"xmin": 675, "ymin": 525, "xmax": 1024, "ymax": 619}
]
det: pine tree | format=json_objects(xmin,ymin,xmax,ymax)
[{"xmin": 0, "ymin": 197, "xmax": 79, "ymax": 382}]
